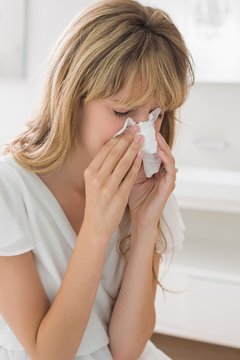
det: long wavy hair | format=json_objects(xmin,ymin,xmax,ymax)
[{"xmin": 3, "ymin": 0, "xmax": 194, "ymax": 295}]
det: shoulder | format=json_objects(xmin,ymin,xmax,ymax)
[
  {"xmin": 0, "ymin": 155, "xmax": 35, "ymax": 256},
  {"xmin": 0, "ymin": 155, "xmax": 29, "ymax": 211},
  {"xmin": 0, "ymin": 154, "xmax": 31, "ymax": 192},
  {"xmin": 0, "ymin": 154, "xmax": 20, "ymax": 177}
]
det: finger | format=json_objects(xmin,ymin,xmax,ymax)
[
  {"xmin": 156, "ymin": 133, "xmax": 171, "ymax": 154},
  {"xmin": 88, "ymin": 126, "xmax": 139, "ymax": 174},
  {"xmin": 158, "ymin": 150, "xmax": 176, "ymax": 176},
  {"xmin": 108, "ymin": 135, "xmax": 144, "ymax": 192},
  {"xmin": 98, "ymin": 130, "xmax": 142, "ymax": 181},
  {"xmin": 118, "ymin": 149, "xmax": 143, "ymax": 199},
  {"xmin": 156, "ymin": 133, "xmax": 175, "ymax": 164}
]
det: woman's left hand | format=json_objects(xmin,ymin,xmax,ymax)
[{"xmin": 128, "ymin": 132, "xmax": 177, "ymax": 227}]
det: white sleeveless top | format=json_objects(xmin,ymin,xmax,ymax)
[{"xmin": 0, "ymin": 154, "xmax": 185, "ymax": 359}]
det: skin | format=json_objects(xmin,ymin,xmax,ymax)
[
  {"xmin": 54, "ymin": 95, "xmax": 162, "ymax": 194},
  {"xmin": 8, "ymin": 88, "xmax": 175, "ymax": 359},
  {"xmin": 38, "ymin": 86, "xmax": 176, "ymax": 235},
  {"xmin": 38, "ymin": 94, "xmax": 158, "ymax": 182}
]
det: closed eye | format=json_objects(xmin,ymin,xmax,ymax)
[
  {"xmin": 113, "ymin": 110, "xmax": 129, "ymax": 117},
  {"xmin": 113, "ymin": 110, "xmax": 162, "ymax": 118}
]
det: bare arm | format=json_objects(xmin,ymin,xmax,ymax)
[
  {"xmin": 108, "ymin": 224, "xmax": 159, "ymax": 360},
  {"xmin": 0, "ymin": 223, "xmax": 110, "ymax": 360},
  {"xmin": 0, "ymin": 128, "xmax": 143, "ymax": 360}
]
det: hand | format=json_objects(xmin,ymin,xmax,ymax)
[
  {"xmin": 128, "ymin": 132, "xmax": 177, "ymax": 227},
  {"xmin": 82, "ymin": 126, "xmax": 144, "ymax": 241}
]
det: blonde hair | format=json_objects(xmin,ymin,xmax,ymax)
[{"xmin": 3, "ymin": 0, "xmax": 194, "ymax": 294}]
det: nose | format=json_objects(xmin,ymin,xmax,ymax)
[
  {"xmin": 132, "ymin": 109, "xmax": 155, "ymax": 123},
  {"xmin": 132, "ymin": 107, "xmax": 162, "ymax": 134}
]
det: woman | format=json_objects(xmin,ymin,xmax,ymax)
[{"xmin": 0, "ymin": 0, "xmax": 193, "ymax": 359}]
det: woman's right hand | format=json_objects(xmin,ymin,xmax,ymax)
[{"xmin": 82, "ymin": 126, "xmax": 144, "ymax": 241}]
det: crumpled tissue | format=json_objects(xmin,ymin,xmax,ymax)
[{"xmin": 113, "ymin": 107, "xmax": 162, "ymax": 177}]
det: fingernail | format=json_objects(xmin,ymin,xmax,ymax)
[
  {"xmin": 134, "ymin": 134, "xmax": 144, "ymax": 143},
  {"xmin": 128, "ymin": 126, "xmax": 139, "ymax": 134}
]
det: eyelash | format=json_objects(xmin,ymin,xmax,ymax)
[
  {"xmin": 113, "ymin": 110, "xmax": 163, "ymax": 118},
  {"xmin": 113, "ymin": 111, "xmax": 129, "ymax": 117}
]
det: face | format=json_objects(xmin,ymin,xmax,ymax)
[{"xmin": 76, "ymin": 93, "xmax": 164, "ymax": 159}]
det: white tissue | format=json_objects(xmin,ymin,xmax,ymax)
[{"xmin": 113, "ymin": 107, "xmax": 162, "ymax": 177}]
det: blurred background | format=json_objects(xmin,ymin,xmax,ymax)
[{"xmin": 0, "ymin": 1, "xmax": 239, "ymax": 359}]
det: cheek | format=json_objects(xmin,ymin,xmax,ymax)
[
  {"xmin": 89, "ymin": 122, "xmax": 119, "ymax": 153},
  {"xmin": 102, "ymin": 120, "xmax": 126, "ymax": 143},
  {"xmin": 80, "ymin": 109, "xmax": 124, "ymax": 151},
  {"xmin": 108, "ymin": 125, "xmax": 123, "ymax": 139}
]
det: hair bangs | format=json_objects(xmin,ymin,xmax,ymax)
[{"xmin": 85, "ymin": 42, "xmax": 187, "ymax": 113}]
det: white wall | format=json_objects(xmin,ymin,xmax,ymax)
[
  {"xmin": 0, "ymin": 0, "xmax": 93, "ymax": 146},
  {"xmin": 0, "ymin": 0, "xmax": 239, "ymax": 173},
  {"xmin": 176, "ymin": 83, "xmax": 240, "ymax": 172}
]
